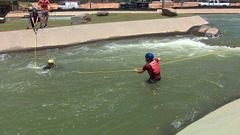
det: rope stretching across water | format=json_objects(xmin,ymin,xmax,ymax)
[{"xmin": 76, "ymin": 47, "xmax": 240, "ymax": 74}]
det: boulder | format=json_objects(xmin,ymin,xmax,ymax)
[
  {"xmin": 71, "ymin": 13, "xmax": 91, "ymax": 25},
  {"xmin": 162, "ymin": 8, "xmax": 178, "ymax": 16},
  {"xmin": 205, "ymin": 28, "xmax": 220, "ymax": 37},
  {"xmin": 189, "ymin": 26, "xmax": 203, "ymax": 36},
  {"xmin": 0, "ymin": 17, "xmax": 6, "ymax": 23},
  {"xmin": 198, "ymin": 25, "xmax": 211, "ymax": 34},
  {"xmin": 189, "ymin": 24, "xmax": 221, "ymax": 37},
  {"xmin": 96, "ymin": 11, "xmax": 109, "ymax": 16}
]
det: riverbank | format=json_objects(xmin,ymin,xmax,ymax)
[{"xmin": 0, "ymin": 15, "xmax": 208, "ymax": 53}]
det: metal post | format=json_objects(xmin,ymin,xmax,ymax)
[
  {"xmin": 89, "ymin": 0, "xmax": 91, "ymax": 9},
  {"xmin": 181, "ymin": 0, "xmax": 183, "ymax": 9},
  {"xmin": 162, "ymin": 0, "xmax": 165, "ymax": 9}
]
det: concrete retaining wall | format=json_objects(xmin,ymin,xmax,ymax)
[{"xmin": 0, "ymin": 15, "xmax": 208, "ymax": 53}]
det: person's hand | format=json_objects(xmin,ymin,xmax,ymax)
[{"xmin": 134, "ymin": 69, "xmax": 138, "ymax": 72}]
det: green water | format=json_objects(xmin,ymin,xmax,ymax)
[{"xmin": 0, "ymin": 14, "xmax": 240, "ymax": 135}]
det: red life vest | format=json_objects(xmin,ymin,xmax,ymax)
[{"xmin": 149, "ymin": 60, "xmax": 160, "ymax": 76}]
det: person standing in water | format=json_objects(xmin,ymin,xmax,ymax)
[
  {"xmin": 43, "ymin": 59, "xmax": 54, "ymax": 69},
  {"xmin": 134, "ymin": 53, "xmax": 161, "ymax": 83},
  {"xmin": 38, "ymin": 0, "xmax": 51, "ymax": 28}
]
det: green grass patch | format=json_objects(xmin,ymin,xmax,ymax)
[
  {"xmin": 90, "ymin": 13, "xmax": 195, "ymax": 24},
  {"xmin": 19, "ymin": 2, "xmax": 32, "ymax": 7},
  {"xmin": 0, "ymin": 13, "xmax": 195, "ymax": 32}
]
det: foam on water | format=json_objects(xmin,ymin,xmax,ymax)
[{"xmin": 0, "ymin": 54, "xmax": 10, "ymax": 61}]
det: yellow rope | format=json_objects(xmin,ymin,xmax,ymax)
[
  {"xmin": 35, "ymin": 31, "xmax": 37, "ymax": 67},
  {"xmin": 77, "ymin": 47, "xmax": 240, "ymax": 74}
]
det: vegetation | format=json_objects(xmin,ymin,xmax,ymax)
[
  {"xmin": 0, "ymin": 13, "xmax": 195, "ymax": 32},
  {"xmin": 19, "ymin": 1, "xmax": 33, "ymax": 7}
]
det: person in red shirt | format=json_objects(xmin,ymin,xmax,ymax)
[
  {"xmin": 134, "ymin": 53, "xmax": 161, "ymax": 83},
  {"xmin": 38, "ymin": 0, "xmax": 51, "ymax": 28}
]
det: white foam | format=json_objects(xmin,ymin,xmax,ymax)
[
  {"xmin": 0, "ymin": 54, "xmax": 10, "ymax": 61},
  {"xmin": 26, "ymin": 62, "xmax": 42, "ymax": 69}
]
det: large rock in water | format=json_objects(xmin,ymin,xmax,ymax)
[
  {"xmin": 162, "ymin": 8, "xmax": 178, "ymax": 16},
  {"xmin": 96, "ymin": 11, "xmax": 109, "ymax": 16},
  {"xmin": 205, "ymin": 28, "xmax": 220, "ymax": 37},
  {"xmin": 189, "ymin": 24, "xmax": 221, "ymax": 37},
  {"xmin": 71, "ymin": 13, "xmax": 91, "ymax": 25},
  {"xmin": 0, "ymin": 17, "xmax": 6, "ymax": 23}
]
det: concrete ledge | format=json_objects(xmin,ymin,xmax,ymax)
[
  {"xmin": 0, "ymin": 15, "xmax": 208, "ymax": 53},
  {"xmin": 177, "ymin": 98, "xmax": 240, "ymax": 135}
]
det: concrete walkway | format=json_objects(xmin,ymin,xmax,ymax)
[
  {"xmin": 0, "ymin": 15, "xmax": 208, "ymax": 53},
  {"xmin": 177, "ymin": 99, "xmax": 240, "ymax": 135}
]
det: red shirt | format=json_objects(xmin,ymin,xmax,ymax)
[
  {"xmin": 38, "ymin": 0, "xmax": 50, "ymax": 12},
  {"xmin": 143, "ymin": 58, "xmax": 161, "ymax": 80}
]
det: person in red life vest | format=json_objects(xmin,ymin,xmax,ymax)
[
  {"xmin": 134, "ymin": 53, "xmax": 162, "ymax": 83},
  {"xmin": 27, "ymin": 8, "xmax": 40, "ymax": 29},
  {"xmin": 38, "ymin": 0, "xmax": 51, "ymax": 28}
]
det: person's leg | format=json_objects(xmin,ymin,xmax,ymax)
[
  {"xmin": 147, "ymin": 78, "xmax": 156, "ymax": 83},
  {"xmin": 44, "ymin": 11, "xmax": 49, "ymax": 27},
  {"xmin": 40, "ymin": 11, "xmax": 45, "ymax": 28}
]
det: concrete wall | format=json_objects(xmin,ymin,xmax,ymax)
[{"xmin": 0, "ymin": 15, "xmax": 208, "ymax": 53}]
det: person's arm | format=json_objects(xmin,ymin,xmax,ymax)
[
  {"xmin": 35, "ymin": 18, "xmax": 38, "ymax": 26},
  {"xmin": 134, "ymin": 69, "xmax": 145, "ymax": 73},
  {"xmin": 35, "ymin": 13, "xmax": 39, "ymax": 25},
  {"xmin": 157, "ymin": 58, "xmax": 161, "ymax": 62},
  {"xmin": 31, "ymin": 17, "xmax": 35, "ymax": 26},
  {"xmin": 47, "ymin": 0, "xmax": 51, "ymax": 6},
  {"xmin": 37, "ymin": 0, "xmax": 41, "ymax": 5}
]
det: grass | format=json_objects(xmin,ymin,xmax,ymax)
[
  {"xmin": 0, "ymin": 13, "xmax": 195, "ymax": 32},
  {"xmin": 19, "ymin": 2, "xmax": 32, "ymax": 7}
]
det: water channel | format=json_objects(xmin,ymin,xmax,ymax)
[{"xmin": 0, "ymin": 14, "xmax": 240, "ymax": 135}]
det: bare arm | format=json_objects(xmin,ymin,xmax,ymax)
[
  {"xmin": 48, "ymin": 0, "xmax": 51, "ymax": 6},
  {"xmin": 37, "ymin": 0, "xmax": 41, "ymax": 5},
  {"xmin": 134, "ymin": 69, "xmax": 145, "ymax": 73}
]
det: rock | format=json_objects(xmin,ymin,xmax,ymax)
[
  {"xmin": 188, "ymin": 26, "xmax": 203, "ymax": 36},
  {"xmin": 198, "ymin": 25, "xmax": 211, "ymax": 34},
  {"xmin": 189, "ymin": 24, "xmax": 221, "ymax": 37},
  {"xmin": 162, "ymin": 8, "xmax": 178, "ymax": 16},
  {"xmin": 71, "ymin": 13, "xmax": 91, "ymax": 25},
  {"xmin": 0, "ymin": 17, "xmax": 6, "ymax": 23},
  {"xmin": 205, "ymin": 28, "xmax": 220, "ymax": 37},
  {"xmin": 96, "ymin": 11, "xmax": 109, "ymax": 16}
]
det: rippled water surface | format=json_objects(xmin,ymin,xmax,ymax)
[{"xmin": 0, "ymin": 14, "xmax": 240, "ymax": 135}]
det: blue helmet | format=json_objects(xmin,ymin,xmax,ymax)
[
  {"xmin": 32, "ymin": 8, "xmax": 37, "ymax": 11},
  {"xmin": 145, "ymin": 53, "xmax": 154, "ymax": 60}
]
